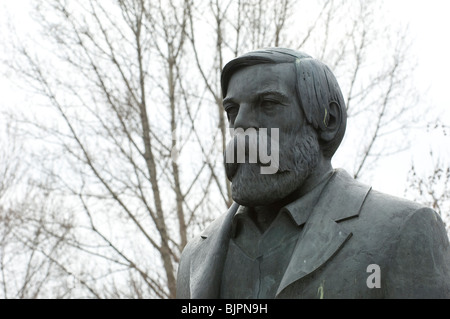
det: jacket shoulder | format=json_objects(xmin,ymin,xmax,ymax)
[
  {"xmin": 361, "ymin": 187, "xmax": 428, "ymax": 225},
  {"xmin": 386, "ymin": 206, "xmax": 450, "ymax": 298},
  {"xmin": 358, "ymin": 188, "xmax": 450, "ymax": 297}
]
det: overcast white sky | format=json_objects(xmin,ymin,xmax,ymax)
[
  {"xmin": 385, "ymin": 0, "xmax": 450, "ymax": 112},
  {"xmin": 370, "ymin": 0, "xmax": 450, "ymax": 195},
  {"xmin": 1, "ymin": 0, "xmax": 449, "ymax": 198}
]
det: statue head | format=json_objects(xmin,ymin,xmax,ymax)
[{"xmin": 221, "ymin": 48, "xmax": 347, "ymax": 207}]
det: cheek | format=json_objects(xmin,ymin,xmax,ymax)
[{"xmin": 273, "ymin": 107, "xmax": 303, "ymax": 135}]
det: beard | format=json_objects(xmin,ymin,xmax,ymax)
[{"xmin": 224, "ymin": 124, "xmax": 320, "ymax": 207}]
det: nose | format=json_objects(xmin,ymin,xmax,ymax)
[{"xmin": 233, "ymin": 103, "xmax": 259, "ymax": 130}]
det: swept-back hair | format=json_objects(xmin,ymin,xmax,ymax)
[{"xmin": 221, "ymin": 48, "xmax": 347, "ymax": 159}]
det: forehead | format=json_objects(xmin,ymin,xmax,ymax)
[{"xmin": 225, "ymin": 63, "xmax": 296, "ymax": 100}]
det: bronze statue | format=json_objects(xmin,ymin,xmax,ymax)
[{"xmin": 176, "ymin": 48, "xmax": 450, "ymax": 298}]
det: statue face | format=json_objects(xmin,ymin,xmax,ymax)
[
  {"xmin": 224, "ymin": 63, "xmax": 321, "ymax": 206},
  {"xmin": 224, "ymin": 63, "xmax": 303, "ymax": 133}
]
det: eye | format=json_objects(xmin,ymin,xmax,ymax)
[
  {"xmin": 224, "ymin": 104, "xmax": 239, "ymax": 122},
  {"xmin": 225, "ymin": 105, "xmax": 239, "ymax": 115},
  {"xmin": 260, "ymin": 98, "xmax": 279, "ymax": 110}
]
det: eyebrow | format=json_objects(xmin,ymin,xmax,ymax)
[{"xmin": 223, "ymin": 90, "xmax": 289, "ymax": 105}]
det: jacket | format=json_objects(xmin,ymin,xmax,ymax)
[{"xmin": 176, "ymin": 169, "xmax": 450, "ymax": 298}]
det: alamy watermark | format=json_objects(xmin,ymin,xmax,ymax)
[
  {"xmin": 366, "ymin": 264, "xmax": 381, "ymax": 289},
  {"xmin": 171, "ymin": 127, "xmax": 280, "ymax": 175},
  {"xmin": 224, "ymin": 127, "xmax": 280, "ymax": 175}
]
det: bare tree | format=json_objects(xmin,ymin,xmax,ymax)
[
  {"xmin": 0, "ymin": 190, "xmax": 79, "ymax": 298},
  {"xmin": 2, "ymin": 0, "xmax": 439, "ymax": 298},
  {"xmin": 0, "ymin": 126, "xmax": 74, "ymax": 298},
  {"xmin": 405, "ymin": 123, "xmax": 450, "ymax": 234},
  {"xmin": 4, "ymin": 0, "xmax": 203, "ymax": 298},
  {"xmin": 406, "ymin": 160, "xmax": 450, "ymax": 231}
]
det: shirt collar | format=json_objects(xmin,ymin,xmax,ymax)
[{"xmin": 281, "ymin": 171, "xmax": 334, "ymax": 226}]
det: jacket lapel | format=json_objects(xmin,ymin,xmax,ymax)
[
  {"xmin": 277, "ymin": 169, "xmax": 371, "ymax": 296},
  {"xmin": 189, "ymin": 202, "xmax": 239, "ymax": 298}
]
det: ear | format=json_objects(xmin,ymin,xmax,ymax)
[{"xmin": 320, "ymin": 101, "xmax": 341, "ymax": 142}]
